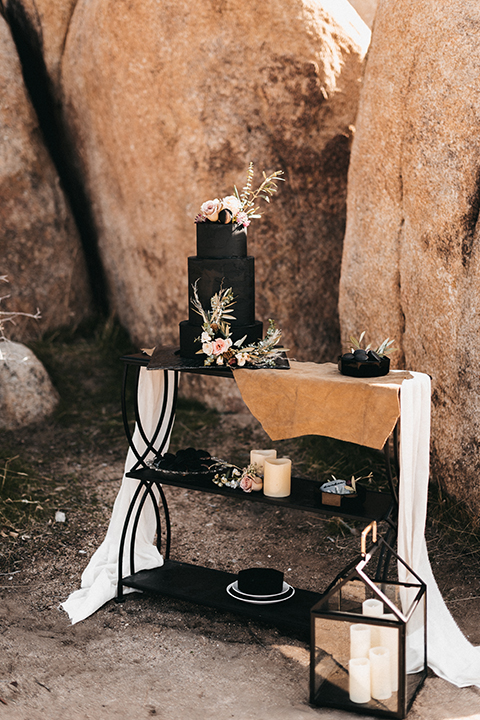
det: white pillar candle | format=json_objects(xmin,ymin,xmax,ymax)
[
  {"xmin": 350, "ymin": 623, "xmax": 371, "ymax": 659},
  {"xmin": 369, "ymin": 646, "xmax": 392, "ymax": 700},
  {"xmin": 380, "ymin": 614, "xmax": 399, "ymax": 692},
  {"xmin": 263, "ymin": 457, "xmax": 291, "ymax": 497},
  {"xmin": 362, "ymin": 598, "xmax": 384, "ymax": 616},
  {"xmin": 349, "ymin": 657, "xmax": 371, "ymax": 704},
  {"xmin": 363, "ymin": 598, "xmax": 384, "ymax": 647},
  {"xmin": 250, "ymin": 449, "xmax": 277, "ymax": 473}
]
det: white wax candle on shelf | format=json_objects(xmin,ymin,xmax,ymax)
[
  {"xmin": 380, "ymin": 614, "xmax": 399, "ymax": 692},
  {"xmin": 369, "ymin": 646, "xmax": 392, "ymax": 700},
  {"xmin": 363, "ymin": 598, "xmax": 384, "ymax": 647},
  {"xmin": 250, "ymin": 449, "xmax": 277, "ymax": 473},
  {"xmin": 349, "ymin": 657, "xmax": 371, "ymax": 704},
  {"xmin": 263, "ymin": 458, "xmax": 291, "ymax": 497},
  {"xmin": 362, "ymin": 598, "xmax": 384, "ymax": 617},
  {"xmin": 350, "ymin": 623, "xmax": 371, "ymax": 659}
]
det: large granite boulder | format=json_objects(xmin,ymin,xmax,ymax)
[
  {"xmin": 0, "ymin": 341, "xmax": 58, "ymax": 428},
  {"xmin": 348, "ymin": 0, "xmax": 378, "ymax": 28},
  {"xmin": 0, "ymin": 13, "xmax": 92, "ymax": 342},
  {"xmin": 339, "ymin": 0, "xmax": 480, "ymax": 513},
  {"xmin": 55, "ymin": 0, "xmax": 369, "ymax": 365}
]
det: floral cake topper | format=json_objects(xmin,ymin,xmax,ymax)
[{"xmin": 195, "ymin": 162, "xmax": 284, "ymax": 227}]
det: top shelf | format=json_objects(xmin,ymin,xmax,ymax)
[
  {"xmin": 126, "ymin": 468, "xmax": 394, "ymax": 523},
  {"xmin": 121, "ymin": 346, "xmax": 290, "ymax": 377}
]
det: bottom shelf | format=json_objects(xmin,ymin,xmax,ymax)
[{"xmin": 121, "ymin": 559, "xmax": 321, "ymax": 636}]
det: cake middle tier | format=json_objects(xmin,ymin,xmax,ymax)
[{"xmin": 187, "ymin": 256, "xmax": 256, "ymax": 327}]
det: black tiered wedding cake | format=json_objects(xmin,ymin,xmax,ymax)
[
  {"xmin": 179, "ymin": 221, "xmax": 263, "ymax": 359},
  {"xmin": 178, "ymin": 165, "xmax": 284, "ymax": 367}
]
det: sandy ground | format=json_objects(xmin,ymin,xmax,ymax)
[{"xmin": 2, "ymin": 411, "xmax": 480, "ymax": 720}]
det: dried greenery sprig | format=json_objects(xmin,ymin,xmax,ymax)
[
  {"xmin": 234, "ymin": 161, "xmax": 284, "ymax": 221},
  {"xmin": 0, "ymin": 276, "xmax": 41, "ymax": 342},
  {"xmin": 349, "ymin": 331, "xmax": 396, "ymax": 357},
  {"xmin": 191, "ymin": 281, "xmax": 236, "ymax": 339}
]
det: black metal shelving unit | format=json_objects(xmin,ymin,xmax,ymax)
[{"xmin": 117, "ymin": 348, "xmax": 399, "ymax": 636}]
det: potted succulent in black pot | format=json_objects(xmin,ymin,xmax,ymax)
[{"xmin": 338, "ymin": 332, "xmax": 395, "ymax": 378}]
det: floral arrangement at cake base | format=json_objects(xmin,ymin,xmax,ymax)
[{"xmin": 191, "ymin": 282, "xmax": 287, "ymax": 368}]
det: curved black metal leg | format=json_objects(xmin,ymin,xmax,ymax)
[
  {"xmin": 116, "ymin": 480, "xmax": 145, "ymax": 602},
  {"xmin": 130, "ymin": 370, "xmax": 178, "ymax": 471},
  {"xmin": 121, "ymin": 365, "xmax": 179, "ymax": 472},
  {"xmin": 375, "ymin": 421, "xmax": 400, "ymax": 579},
  {"xmin": 117, "ymin": 363, "xmax": 178, "ymax": 603},
  {"xmin": 121, "ymin": 363, "xmax": 142, "ymax": 466},
  {"xmin": 116, "ymin": 479, "xmax": 172, "ymax": 601},
  {"xmin": 157, "ymin": 484, "xmax": 171, "ymax": 560}
]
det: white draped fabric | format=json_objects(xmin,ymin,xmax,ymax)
[
  {"xmin": 61, "ymin": 368, "xmax": 176, "ymax": 625},
  {"xmin": 398, "ymin": 372, "xmax": 480, "ymax": 687}
]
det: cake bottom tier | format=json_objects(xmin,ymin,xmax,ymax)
[{"xmin": 179, "ymin": 319, "xmax": 263, "ymax": 359}]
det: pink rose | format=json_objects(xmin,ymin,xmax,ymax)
[
  {"xmin": 240, "ymin": 474, "xmax": 254, "ymax": 493},
  {"xmin": 200, "ymin": 199, "xmax": 222, "ymax": 222},
  {"xmin": 212, "ymin": 337, "xmax": 232, "ymax": 355}
]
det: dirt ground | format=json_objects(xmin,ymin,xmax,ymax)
[{"xmin": 2, "ymin": 351, "xmax": 480, "ymax": 719}]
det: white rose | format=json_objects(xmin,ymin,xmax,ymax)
[
  {"xmin": 202, "ymin": 341, "xmax": 214, "ymax": 356},
  {"xmin": 201, "ymin": 331, "xmax": 211, "ymax": 343},
  {"xmin": 222, "ymin": 195, "xmax": 241, "ymax": 217}
]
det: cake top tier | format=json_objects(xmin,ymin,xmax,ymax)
[{"xmin": 196, "ymin": 221, "xmax": 247, "ymax": 259}]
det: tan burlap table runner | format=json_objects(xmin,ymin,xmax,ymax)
[{"xmin": 233, "ymin": 361, "xmax": 412, "ymax": 450}]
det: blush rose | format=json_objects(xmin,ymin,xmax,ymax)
[{"xmin": 200, "ymin": 199, "xmax": 222, "ymax": 222}]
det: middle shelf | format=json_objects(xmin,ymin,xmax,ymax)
[{"xmin": 126, "ymin": 469, "xmax": 395, "ymax": 523}]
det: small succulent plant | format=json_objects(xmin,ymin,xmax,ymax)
[{"xmin": 349, "ymin": 331, "xmax": 396, "ymax": 360}]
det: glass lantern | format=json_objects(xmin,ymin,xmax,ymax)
[{"xmin": 310, "ymin": 522, "xmax": 427, "ymax": 718}]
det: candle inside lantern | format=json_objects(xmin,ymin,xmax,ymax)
[
  {"xmin": 369, "ymin": 646, "xmax": 392, "ymax": 700},
  {"xmin": 362, "ymin": 598, "xmax": 384, "ymax": 616},
  {"xmin": 380, "ymin": 614, "xmax": 399, "ymax": 692},
  {"xmin": 263, "ymin": 457, "xmax": 291, "ymax": 497},
  {"xmin": 363, "ymin": 598, "xmax": 384, "ymax": 647},
  {"xmin": 250, "ymin": 449, "xmax": 277, "ymax": 473},
  {"xmin": 349, "ymin": 657, "xmax": 371, "ymax": 704},
  {"xmin": 350, "ymin": 623, "xmax": 371, "ymax": 659}
]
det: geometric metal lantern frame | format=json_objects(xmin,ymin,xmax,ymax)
[{"xmin": 310, "ymin": 523, "xmax": 427, "ymax": 719}]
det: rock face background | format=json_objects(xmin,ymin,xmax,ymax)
[
  {"xmin": 0, "ymin": 11, "xmax": 92, "ymax": 341},
  {"xmin": 56, "ymin": 0, "xmax": 368, "ymax": 362},
  {"xmin": 339, "ymin": 0, "xmax": 480, "ymax": 514}
]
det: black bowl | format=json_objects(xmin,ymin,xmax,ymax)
[{"xmin": 338, "ymin": 353, "xmax": 390, "ymax": 378}]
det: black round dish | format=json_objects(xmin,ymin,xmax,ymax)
[{"xmin": 338, "ymin": 353, "xmax": 390, "ymax": 378}]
